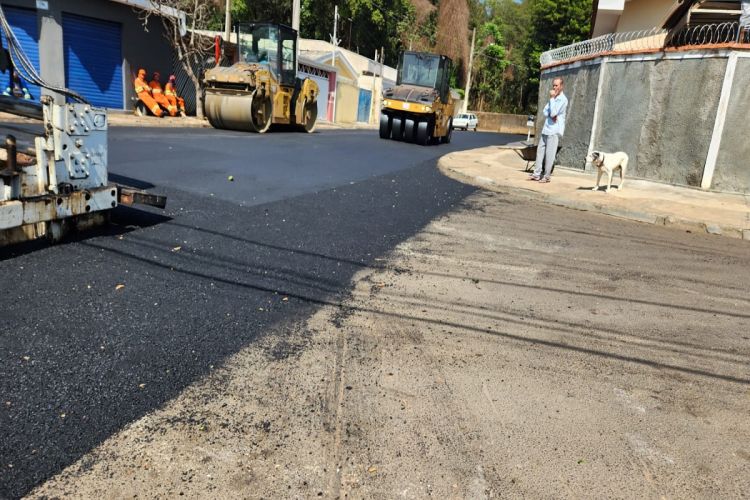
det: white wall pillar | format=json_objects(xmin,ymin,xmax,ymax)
[
  {"xmin": 586, "ymin": 58, "xmax": 608, "ymax": 172},
  {"xmin": 701, "ymin": 52, "xmax": 738, "ymax": 190}
]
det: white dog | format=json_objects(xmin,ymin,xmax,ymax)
[{"xmin": 587, "ymin": 150, "xmax": 629, "ymax": 192}]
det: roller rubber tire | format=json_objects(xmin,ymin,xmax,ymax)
[
  {"xmin": 416, "ymin": 120, "xmax": 431, "ymax": 145},
  {"xmin": 379, "ymin": 113, "xmax": 391, "ymax": 139},
  {"xmin": 391, "ymin": 117, "xmax": 404, "ymax": 141},
  {"xmin": 404, "ymin": 118, "xmax": 417, "ymax": 143},
  {"xmin": 441, "ymin": 119, "xmax": 453, "ymax": 144}
]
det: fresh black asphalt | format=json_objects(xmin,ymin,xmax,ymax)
[{"xmin": 0, "ymin": 126, "xmax": 511, "ymax": 498}]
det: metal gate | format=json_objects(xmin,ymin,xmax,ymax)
[
  {"xmin": 299, "ymin": 63, "xmax": 329, "ymax": 122},
  {"xmin": 357, "ymin": 88, "xmax": 372, "ymax": 123},
  {"xmin": 63, "ymin": 13, "xmax": 123, "ymax": 108}
]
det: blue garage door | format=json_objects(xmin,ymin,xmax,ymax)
[
  {"xmin": 0, "ymin": 7, "xmax": 41, "ymax": 102},
  {"xmin": 63, "ymin": 13, "xmax": 122, "ymax": 108}
]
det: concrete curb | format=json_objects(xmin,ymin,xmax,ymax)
[
  {"xmin": 2, "ymin": 111, "xmax": 378, "ymax": 131},
  {"xmin": 438, "ymin": 155, "xmax": 750, "ymax": 241}
]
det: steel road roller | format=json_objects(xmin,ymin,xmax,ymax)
[
  {"xmin": 203, "ymin": 23, "xmax": 319, "ymax": 133},
  {"xmin": 379, "ymin": 51, "xmax": 458, "ymax": 145}
]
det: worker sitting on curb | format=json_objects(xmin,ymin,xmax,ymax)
[
  {"xmin": 149, "ymin": 71, "xmax": 176, "ymax": 117},
  {"xmin": 134, "ymin": 68, "xmax": 163, "ymax": 117},
  {"xmin": 165, "ymin": 74, "xmax": 186, "ymax": 117}
]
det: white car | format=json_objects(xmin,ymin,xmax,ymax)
[{"xmin": 452, "ymin": 113, "xmax": 478, "ymax": 131}]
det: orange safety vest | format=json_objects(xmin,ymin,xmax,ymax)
[
  {"xmin": 165, "ymin": 81, "xmax": 185, "ymax": 113},
  {"xmin": 134, "ymin": 76, "xmax": 163, "ymax": 117},
  {"xmin": 134, "ymin": 76, "xmax": 151, "ymax": 95},
  {"xmin": 149, "ymin": 79, "xmax": 176, "ymax": 116}
]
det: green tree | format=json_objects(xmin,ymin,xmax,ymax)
[
  {"xmin": 491, "ymin": 0, "xmax": 531, "ymax": 113},
  {"xmin": 298, "ymin": 0, "xmax": 414, "ymax": 64},
  {"xmin": 469, "ymin": 22, "xmax": 509, "ymax": 111},
  {"xmin": 523, "ymin": 0, "xmax": 591, "ymax": 106}
]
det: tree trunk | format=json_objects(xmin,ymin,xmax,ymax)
[{"xmin": 193, "ymin": 79, "xmax": 204, "ymax": 119}]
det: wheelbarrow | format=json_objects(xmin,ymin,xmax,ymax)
[{"xmin": 498, "ymin": 141, "xmax": 561, "ymax": 173}]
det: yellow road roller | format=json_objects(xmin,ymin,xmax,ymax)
[
  {"xmin": 203, "ymin": 23, "xmax": 319, "ymax": 133},
  {"xmin": 380, "ymin": 51, "xmax": 457, "ymax": 145}
]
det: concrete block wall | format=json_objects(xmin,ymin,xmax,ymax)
[
  {"xmin": 472, "ymin": 112, "xmax": 529, "ymax": 135},
  {"xmin": 597, "ymin": 58, "xmax": 722, "ymax": 187},
  {"xmin": 335, "ymin": 80, "xmax": 359, "ymax": 124},
  {"xmin": 713, "ymin": 57, "xmax": 750, "ymax": 193},
  {"xmin": 539, "ymin": 50, "xmax": 749, "ymax": 193}
]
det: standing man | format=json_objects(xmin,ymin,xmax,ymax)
[
  {"xmin": 529, "ymin": 77, "xmax": 567, "ymax": 183},
  {"xmin": 740, "ymin": 0, "xmax": 750, "ymax": 42}
]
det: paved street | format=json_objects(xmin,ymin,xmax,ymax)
[
  {"xmin": 0, "ymin": 126, "xmax": 501, "ymax": 497},
  {"xmin": 1, "ymin": 127, "xmax": 749, "ymax": 498}
]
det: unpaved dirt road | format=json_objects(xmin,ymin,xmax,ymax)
[{"xmin": 29, "ymin": 190, "xmax": 750, "ymax": 499}]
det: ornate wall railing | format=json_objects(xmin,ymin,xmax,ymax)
[{"xmin": 540, "ymin": 22, "xmax": 743, "ymax": 67}]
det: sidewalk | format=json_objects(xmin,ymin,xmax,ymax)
[{"xmin": 438, "ymin": 146, "xmax": 750, "ymax": 241}]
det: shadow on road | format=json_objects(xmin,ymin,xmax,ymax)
[
  {"xmin": 0, "ymin": 205, "xmax": 171, "ymax": 262},
  {"xmin": 0, "ymin": 160, "xmax": 475, "ymax": 498}
]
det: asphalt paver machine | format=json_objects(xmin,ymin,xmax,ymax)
[
  {"xmin": 0, "ymin": 5, "xmax": 165, "ymax": 247},
  {"xmin": 203, "ymin": 23, "xmax": 319, "ymax": 133}
]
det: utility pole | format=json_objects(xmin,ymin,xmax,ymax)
[
  {"xmin": 331, "ymin": 5, "xmax": 339, "ymax": 122},
  {"xmin": 331, "ymin": 5, "xmax": 339, "ymax": 68},
  {"xmin": 292, "ymin": 0, "xmax": 300, "ymax": 32},
  {"xmin": 292, "ymin": 0, "xmax": 300, "ymax": 74},
  {"xmin": 224, "ymin": 0, "xmax": 231, "ymax": 45},
  {"xmin": 378, "ymin": 46, "xmax": 384, "ymax": 121},
  {"xmin": 370, "ymin": 49, "xmax": 378, "ymax": 124},
  {"xmin": 462, "ymin": 27, "xmax": 476, "ymax": 114}
]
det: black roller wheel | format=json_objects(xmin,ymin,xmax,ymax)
[
  {"xmin": 404, "ymin": 118, "xmax": 417, "ymax": 143},
  {"xmin": 440, "ymin": 119, "xmax": 453, "ymax": 144},
  {"xmin": 416, "ymin": 120, "xmax": 431, "ymax": 145},
  {"xmin": 250, "ymin": 93, "xmax": 273, "ymax": 133},
  {"xmin": 391, "ymin": 117, "xmax": 404, "ymax": 141},
  {"xmin": 301, "ymin": 100, "xmax": 317, "ymax": 133},
  {"xmin": 379, "ymin": 113, "xmax": 391, "ymax": 139}
]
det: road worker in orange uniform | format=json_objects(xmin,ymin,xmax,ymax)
[
  {"xmin": 149, "ymin": 71, "xmax": 176, "ymax": 116},
  {"xmin": 165, "ymin": 75, "xmax": 186, "ymax": 117},
  {"xmin": 134, "ymin": 68, "xmax": 162, "ymax": 117}
]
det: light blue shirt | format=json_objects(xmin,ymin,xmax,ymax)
[
  {"xmin": 741, "ymin": 0, "xmax": 750, "ymax": 27},
  {"xmin": 542, "ymin": 92, "xmax": 568, "ymax": 137}
]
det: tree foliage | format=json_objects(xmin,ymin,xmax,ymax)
[
  {"xmin": 522, "ymin": 0, "xmax": 591, "ymax": 105},
  {"xmin": 435, "ymin": 0, "xmax": 470, "ymax": 82},
  {"xmin": 172, "ymin": 0, "xmax": 592, "ymax": 114},
  {"xmin": 298, "ymin": 0, "xmax": 415, "ymax": 65}
]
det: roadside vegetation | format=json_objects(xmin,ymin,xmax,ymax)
[{"xmin": 160, "ymin": 0, "xmax": 592, "ymax": 114}]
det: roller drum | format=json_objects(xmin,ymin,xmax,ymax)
[{"xmin": 204, "ymin": 91, "xmax": 260, "ymax": 132}]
